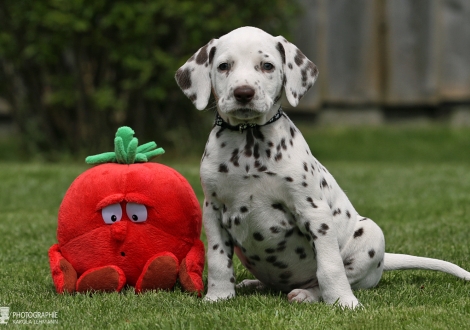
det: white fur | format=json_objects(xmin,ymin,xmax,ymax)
[{"xmin": 175, "ymin": 26, "xmax": 470, "ymax": 309}]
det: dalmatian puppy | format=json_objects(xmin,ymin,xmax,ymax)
[{"xmin": 175, "ymin": 26, "xmax": 470, "ymax": 308}]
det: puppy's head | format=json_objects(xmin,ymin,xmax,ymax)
[{"xmin": 175, "ymin": 26, "xmax": 318, "ymax": 125}]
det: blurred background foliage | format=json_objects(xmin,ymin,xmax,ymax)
[{"xmin": 0, "ymin": 0, "xmax": 299, "ymax": 160}]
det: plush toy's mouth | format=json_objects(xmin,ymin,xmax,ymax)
[{"xmin": 120, "ymin": 251, "xmax": 126, "ymax": 256}]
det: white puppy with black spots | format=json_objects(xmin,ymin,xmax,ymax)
[{"xmin": 175, "ymin": 26, "xmax": 470, "ymax": 308}]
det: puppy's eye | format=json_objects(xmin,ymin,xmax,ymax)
[
  {"xmin": 263, "ymin": 63, "xmax": 274, "ymax": 71},
  {"xmin": 218, "ymin": 63, "xmax": 230, "ymax": 71}
]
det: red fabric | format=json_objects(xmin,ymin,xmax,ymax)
[{"xmin": 49, "ymin": 162, "xmax": 204, "ymax": 293}]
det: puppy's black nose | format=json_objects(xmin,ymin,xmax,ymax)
[{"xmin": 234, "ymin": 86, "xmax": 255, "ymax": 104}]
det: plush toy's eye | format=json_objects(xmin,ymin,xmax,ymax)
[
  {"xmin": 126, "ymin": 203, "xmax": 147, "ymax": 223},
  {"xmin": 102, "ymin": 203, "xmax": 123, "ymax": 224}
]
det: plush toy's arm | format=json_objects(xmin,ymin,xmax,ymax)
[
  {"xmin": 179, "ymin": 239, "xmax": 205, "ymax": 295},
  {"xmin": 48, "ymin": 244, "xmax": 77, "ymax": 293}
]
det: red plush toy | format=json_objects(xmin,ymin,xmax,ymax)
[{"xmin": 48, "ymin": 127, "xmax": 204, "ymax": 294}]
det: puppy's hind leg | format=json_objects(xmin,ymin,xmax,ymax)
[
  {"xmin": 342, "ymin": 218, "xmax": 386, "ymax": 290},
  {"xmin": 236, "ymin": 279, "xmax": 266, "ymax": 290}
]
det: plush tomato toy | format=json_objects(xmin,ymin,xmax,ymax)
[{"xmin": 48, "ymin": 127, "xmax": 204, "ymax": 294}]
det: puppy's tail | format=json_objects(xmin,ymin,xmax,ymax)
[{"xmin": 383, "ymin": 253, "xmax": 470, "ymax": 280}]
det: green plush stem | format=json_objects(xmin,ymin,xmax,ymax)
[{"xmin": 85, "ymin": 126, "xmax": 165, "ymax": 165}]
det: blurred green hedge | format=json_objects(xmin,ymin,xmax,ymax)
[{"xmin": 0, "ymin": 0, "xmax": 299, "ymax": 160}]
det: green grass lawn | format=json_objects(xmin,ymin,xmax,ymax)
[{"xmin": 1, "ymin": 125, "xmax": 469, "ymax": 329}]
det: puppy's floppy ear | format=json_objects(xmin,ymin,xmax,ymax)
[
  {"xmin": 175, "ymin": 39, "xmax": 218, "ymax": 110},
  {"xmin": 274, "ymin": 36, "xmax": 318, "ymax": 107}
]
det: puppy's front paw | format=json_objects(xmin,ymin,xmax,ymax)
[
  {"xmin": 335, "ymin": 296, "xmax": 362, "ymax": 309},
  {"xmin": 203, "ymin": 289, "xmax": 235, "ymax": 302}
]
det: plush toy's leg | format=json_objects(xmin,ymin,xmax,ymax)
[
  {"xmin": 48, "ymin": 244, "xmax": 77, "ymax": 294},
  {"xmin": 76, "ymin": 265, "xmax": 126, "ymax": 293},
  {"xmin": 135, "ymin": 252, "xmax": 179, "ymax": 293},
  {"xmin": 179, "ymin": 240, "xmax": 205, "ymax": 295}
]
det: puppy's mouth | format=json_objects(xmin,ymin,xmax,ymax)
[{"xmin": 229, "ymin": 108, "xmax": 261, "ymax": 120}]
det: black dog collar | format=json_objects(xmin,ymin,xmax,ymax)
[{"xmin": 215, "ymin": 107, "xmax": 283, "ymax": 133}]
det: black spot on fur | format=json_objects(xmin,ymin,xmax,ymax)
[
  {"xmin": 265, "ymin": 248, "xmax": 275, "ymax": 254},
  {"xmin": 234, "ymin": 216, "xmax": 241, "ymax": 225},
  {"xmin": 302, "ymin": 182, "xmax": 308, "ymax": 187},
  {"xmin": 230, "ymin": 148, "xmax": 240, "ymax": 167},
  {"xmin": 175, "ymin": 68, "xmax": 192, "ymax": 90},
  {"xmin": 253, "ymin": 127, "xmax": 265, "ymax": 141},
  {"xmin": 321, "ymin": 178, "xmax": 328, "ymax": 188},
  {"xmin": 294, "ymin": 48, "xmax": 306, "ymax": 66},
  {"xmin": 253, "ymin": 144, "xmax": 260, "ymax": 159},
  {"xmin": 343, "ymin": 258, "xmax": 354, "ymax": 266},
  {"xmin": 227, "ymin": 259, "xmax": 232, "ymax": 268},
  {"xmin": 240, "ymin": 206, "xmax": 248, "ymax": 213},
  {"xmin": 304, "ymin": 222, "xmax": 318, "ymax": 240},
  {"xmin": 244, "ymin": 129, "xmax": 255, "ymax": 157},
  {"xmin": 277, "ymin": 245, "xmax": 286, "ymax": 252},
  {"xmin": 318, "ymin": 223, "xmax": 329, "ymax": 235},
  {"xmin": 377, "ymin": 261, "xmax": 381, "ymax": 268},
  {"xmin": 266, "ymin": 256, "xmax": 277, "ymax": 263},
  {"xmin": 333, "ymin": 208, "xmax": 341, "ymax": 216},
  {"xmin": 230, "ymin": 277, "xmax": 235, "ymax": 283},
  {"xmin": 273, "ymin": 262, "xmax": 289, "ymax": 269},
  {"xmin": 276, "ymin": 42, "xmax": 286, "ymax": 64},
  {"xmin": 285, "ymin": 228, "xmax": 295, "ymax": 237},
  {"xmin": 306, "ymin": 197, "xmax": 318, "ymax": 208},
  {"xmin": 250, "ymin": 255, "xmax": 261, "ymax": 261},
  {"xmin": 279, "ymin": 271, "xmax": 292, "ymax": 280},
  {"xmin": 196, "ymin": 43, "xmax": 209, "ymax": 64},
  {"xmin": 266, "ymin": 171, "xmax": 277, "ymax": 176},
  {"xmin": 212, "ymin": 244, "xmax": 219, "ymax": 250},
  {"xmin": 270, "ymin": 226, "xmax": 281, "ymax": 234},
  {"xmin": 266, "ymin": 149, "xmax": 271, "ymax": 158},
  {"xmin": 354, "ymin": 228, "xmax": 364, "ymax": 238},
  {"xmin": 284, "ymin": 177, "xmax": 293, "ymax": 182},
  {"xmin": 290, "ymin": 127, "xmax": 296, "ymax": 138},
  {"xmin": 272, "ymin": 203, "xmax": 285, "ymax": 212},
  {"xmin": 303, "ymin": 162, "xmax": 308, "ymax": 172},
  {"xmin": 368, "ymin": 249, "xmax": 375, "ymax": 258},
  {"xmin": 218, "ymin": 163, "xmax": 229, "ymax": 173},
  {"xmin": 208, "ymin": 46, "xmax": 216, "ymax": 64},
  {"xmin": 346, "ymin": 210, "xmax": 351, "ymax": 219},
  {"xmin": 258, "ymin": 165, "xmax": 267, "ymax": 172},
  {"xmin": 280, "ymin": 138, "xmax": 287, "ymax": 150},
  {"xmin": 216, "ymin": 127, "xmax": 225, "ymax": 138},
  {"xmin": 274, "ymin": 153, "xmax": 283, "ymax": 161},
  {"xmin": 253, "ymin": 232, "xmax": 264, "ymax": 241}
]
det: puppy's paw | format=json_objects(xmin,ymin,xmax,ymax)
[
  {"xmin": 335, "ymin": 296, "xmax": 362, "ymax": 309},
  {"xmin": 203, "ymin": 290, "xmax": 235, "ymax": 302},
  {"xmin": 287, "ymin": 288, "xmax": 321, "ymax": 303}
]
